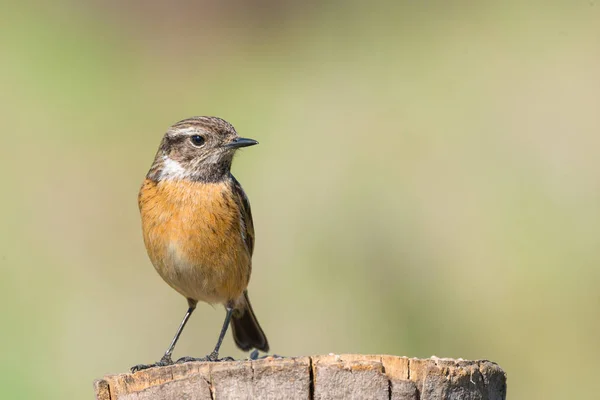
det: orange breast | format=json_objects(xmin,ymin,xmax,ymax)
[{"xmin": 138, "ymin": 178, "xmax": 251, "ymax": 304}]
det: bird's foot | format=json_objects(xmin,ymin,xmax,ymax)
[
  {"xmin": 131, "ymin": 354, "xmax": 174, "ymax": 373},
  {"xmin": 206, "ymin": 350, "xmax": 234, "ymax": 362},
  {"xmin": 176, "ymin": 353, "xmax": 234, "ymax": 364},
  {"xmin": 175, "ymin": 356, "xmax": 208, "ymax": 363}
]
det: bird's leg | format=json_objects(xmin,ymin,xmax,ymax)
[
  {"xmin": 131, "ymin": 300, "xmax": 197, "ymax": 373},
  {"xmin": 207, "ymin": 306, "xmax": 234, "ymax": 361},
  {"xmin": 176, "ymin": 306, "xmax": 235, "ymax": 364},
  {"xmin": 162, "ymin": 300, "xmax": 198, "ymax": 361}
]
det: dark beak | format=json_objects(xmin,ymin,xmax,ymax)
[{"xmin": 225, "ymin": 137, "xmax": 259, "ymax": 149}]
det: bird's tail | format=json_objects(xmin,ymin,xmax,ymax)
[{"xmin": 230, "ymin": 290, "xmax": 269, "ymax": 353}]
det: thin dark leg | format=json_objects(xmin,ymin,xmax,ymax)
[
  {"xmin": 131, "ymin": 301, "xmax": 197, "ymax": 373},
  {"xmin": 208, "ymin": 307, "xmax": 233, "ymax": 360},
  {"xmin": 163, "ymin": 304, "xmax": 196, "ymax": 359},
  {"xmin": 175, "ymin": 306, "xmax": 235, "ymax": 365}
]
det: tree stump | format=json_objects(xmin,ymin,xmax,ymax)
[{"xmin": 94, "ymin": 354, "xmax": 506, "ymax": 400}]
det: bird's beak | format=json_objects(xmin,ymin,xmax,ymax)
[{"xmin": 224, "ymin": 137, "xmax": 259, "ymax": 149}]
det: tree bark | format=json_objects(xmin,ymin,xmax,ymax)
[{"xmin": 94, "ymin": 354, "xmax": 506, "ymax": 400}]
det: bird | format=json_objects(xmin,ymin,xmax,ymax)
[{"xmin": 131, "ymin": 116, "xmax": 269, "ymax": 372}]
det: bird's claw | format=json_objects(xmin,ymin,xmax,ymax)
[{"xmin": 131, "ymin": 354, "xmax": 174, "ymax": 373}]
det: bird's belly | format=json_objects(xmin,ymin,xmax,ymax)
[
  {"xmin": 139, "ymin": 179, "xmax": 251, "ymax": 304},
  {"xmin": 157, "ymin": 237, "xmax": 248, "ymax": 304}
]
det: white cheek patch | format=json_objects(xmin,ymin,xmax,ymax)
[{"xmin": 160, "ymin": 156, "xmax": 189, "ymax": 180}]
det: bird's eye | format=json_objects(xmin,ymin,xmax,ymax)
[{"xmin": 190, "ymin": 135, "xmax": 205, "ymax": 147}]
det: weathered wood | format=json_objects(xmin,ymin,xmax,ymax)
[{"xmin": 94, "ymin": 354, "xmax": 506, "ymax": 400}]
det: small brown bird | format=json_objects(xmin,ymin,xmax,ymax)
[{"xmin": 131, "ymin": 116, "xmax": 268, "ymax": 372}]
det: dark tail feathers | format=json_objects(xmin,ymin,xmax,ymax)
[{"xmin": 230, "ymin": 290, "xmax": 269, "ymax": 353}]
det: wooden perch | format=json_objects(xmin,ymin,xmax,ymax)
[{"xmin": 94, "ymin": 354, "xmax": 506, "ymax": 400}]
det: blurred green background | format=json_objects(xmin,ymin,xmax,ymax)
[{"xmin": 2, "ymin": 1, "xmax": 599, "ymax": 398}]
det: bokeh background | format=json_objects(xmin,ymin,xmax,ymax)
[{"xmin": 2, "ymin": 1, "xmax": 599, "ymax": 398}]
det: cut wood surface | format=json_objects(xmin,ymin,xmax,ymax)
[{"xmin": 94, "ymin": 354, "xmax": 506, "ymax": 400}]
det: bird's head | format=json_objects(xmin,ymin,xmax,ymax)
[{"xmin": 147, "ymin": 116, "xmax": 258, "ymax": 182}]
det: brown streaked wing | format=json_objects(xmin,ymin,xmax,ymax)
[{"xmin": 231, "ymin": 175, "xmax": 255, "ymax": 256}]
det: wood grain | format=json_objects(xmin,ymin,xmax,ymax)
[{"xmin": 94, "ymin": 354, "xmax": 506, "ymax": 400}]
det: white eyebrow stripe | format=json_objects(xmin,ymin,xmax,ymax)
[{"xmin": 167, "ymin": 126, "xmax": 197, "ymax": 137}]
